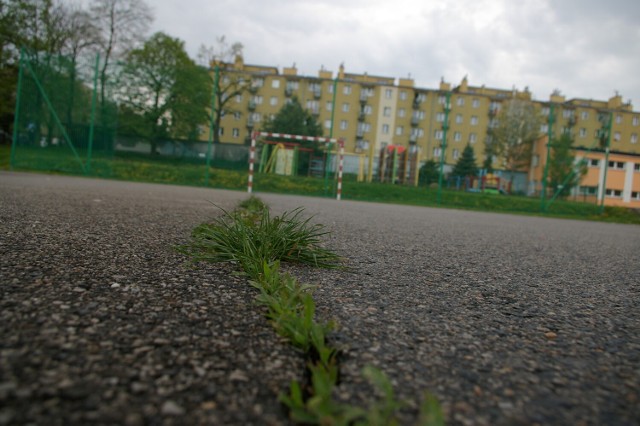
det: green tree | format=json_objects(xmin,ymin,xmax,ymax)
[
  {"xmin": 488, "ymin": 99, "xmax": 541, "ymax": 181},
  {"xmin": 263, "ymin": 96, "xmax": 322, "ymax": 137},
  {"xmin": 548, "ymin": 132, "xmax": 586, "ymax": 198},
  {"xmin": 116, "ymin": 32, "xmax": 210, "ymax": 154},
  {"xmin": 419, "ymin": 159, "xmax": 439, "ymax": 186},
  {"xmin": 452, "ymin": 144, "xmax": 478, "ymax": 177},
  {"xmin": 262, "ymin": 96, "xmax": 323, "ymax": 175}
]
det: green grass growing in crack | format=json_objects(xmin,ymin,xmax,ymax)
[{"xmin": 180, "ymin": 197, "xmax": 444, "ymax": 425}]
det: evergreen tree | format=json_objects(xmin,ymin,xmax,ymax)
[
  {"xmin": 452, "ymin": 144, "xmax": 479, "ymax": 177},
  {"xmin": 419, "ymin": 159, "xmax": 439, "ymax": 186},
  {"xmin": 263, "ymin": 96, "xmax": 322, "ymax": 137}
]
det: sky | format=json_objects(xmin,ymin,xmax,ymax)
[{"xmin": 149, "ymin": 0, "xmax": 640, "ymax": 108}]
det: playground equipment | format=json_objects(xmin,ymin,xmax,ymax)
[
  {"xmin": 249, "ymin": 132, "xmax": 345, "ymax": 200},
  {"xmin": 378, "ymin": 145, "xmax": 420, "ymax": 185}
]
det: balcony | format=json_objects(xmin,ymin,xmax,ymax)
[
  {"xmin": 410, "ymin": 116, "xmax": 419, "ymax": 127},
  {"xmin": 285, "ymin": 87, "xmax": 293, "ymax": 97},
  {"xmin": 247, "ymin": 119, "xmax": 255, "ymax": 129},
  {"xmin": 358, "ymin": 111, "xmax": 366, "ymax": 122},
  {"xmin": 356, "ymin": 129, "xmax": 365, "ymax": 138},
  {"xmin": 409, "ymin": 135, "xmax": 418, "ymax": 144},
  {"xmin": 248, "ymin": 101, "xmax": 256, "ymax": 111},
  {"xmin": 359, "ymin": 93, "xmax": 368, "ymax": 104},
  {"xmin": 313, "ymin": 89, "xmax": 321, "ymax": 99}
]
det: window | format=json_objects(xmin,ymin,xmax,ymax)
[
  {"xmin": 436, "ymin": 112, "xmax": 445, "ymax": 122},
  {"xmin": 415, "ymin": 93, "xmax": 427, "ymax": 103},
  {"xmin": 588, "ymin": 158, "xmax": 599, "ymax": 167},
  {"xmin": 383, "ymin": 107, "xmax": 392, "ymax": 117},
  {"xmin": 581, "ymin": 186, "xmax": 598, "ymax": 195},
  {"xmin": 454, "ymin": 131, "xmax": 462, "ymax": 142},
  {"xmin": 382, "ymin": 124, "xmax": 390, "ymax": 134},
  {"xmin": 614, "ymin": 132, "xmax": 621, "ymax": 142},
  {"xmin": 541, "ymin": 107, "xmax": 550, "ymax": 116},
  {"xmin": 234, "ymin": 112, "xmax": 241, "ymax": 120},
  {"xmin": 579, "ymin": 128, "xmax": 587, "ymax": 138},
  {"xmin": 563, "ymin": 109, "xmax": 572, "ymax": 118},
  {"xmin": 631, "ymin": 133, "xmax": 638, "ymax": 144},
  {"xmin": 235, "ymin": 94, "xmax": 243, "ymax": 103},
  {"xmin": 469, "ymin": 133, "xmax": 477, "ymax": 144},
  {"xmin": 385, "ymin": 88, "xmax": 393, "ymax": 99},
  {"xmin": 434, "ymin": 130, "xmax": 443, "ymax": 140},
  {"xmin": 364, "ymin": 105, "xmax": 373, "ymax": 115},
  {"xmin": 532, "ymin": 155, "xmax": 539, "ymax": 167},
  {"xmin": 218, "ymin": 127, "xmax": 224, "ymax": 136},
  {"xmin": 306, "ymin": 100, "xmax": 319, "ymax": 113},
  {"xmin": 438, "ymin": 95, "xmax": 446, "ymax": 105},
  {"xmin": 433, "ymin": 147, "xmax": 442, "ymax": 157},
  {"xmin": 343, "ymin": 85, "xmax": 351, "ymax": 95},
  {"xmin": 632, "ymin": 191, "xmax": 640, "ymax": 200},
  {"xmin": 616, "ymin": 114, "xmax": 622, "ymax": 124},
  {"xmin": 455, "ymin": 114, "xmax": 463, "ymax": 124},
  {"xmin": 608, "ymin": 161, "xmax": 625, "ymax": 169},
  {"xmin": 633, "ymin": 116, "xmax": 639, "ymax": 126},
  {"xmin": 416, "ymin": 110, "xmax": 425, "ymax": 120},
  {"xmin": 540, "ymin": 124, "xmax": 549, "ymax": 133},
  {"xmin": 342, "ymin": 103, "xmax": 350, "ymax": 112},
  {"xmin": 326, "ymin": 101, "xmax": 332, "ymax": 111},
  {"xmin": 605, "ymin": 189, "xmax": 622, "ymax": 198},
  {"xmin": 324, "ymin": 120, "xmax": 331, "ymax": 129},
  {"xmin": 252, "ymin": 77, "xmax": 264, "ymax": 87},
  {"xmin": 452, "ymin": 149, "xmax": 460, "ymax": 160},
  {"xmin": 251, "ymin": 112, "xmax": 261, "ymax": 122},
  {"xmin": 340, "ymin": 120, "xmax": 348, "ymax": 130},
  {"xmin": 272, "ymin": 79, "xmax": 280, "ymax": 88},
  {"xmin": 396, "ymin": 126, "xmax": 404, "ymax": 136},
  {"xmin": 398, "ymin": 108, "xmax": 406, "ymax": 118},
  {"xmin": 456, "ymin": 97, "xmax": 465, "ymax": 106},
  {"xmin": 470, "ymin": 116, "xmax": 478, "ymax": 125},
  {"xmin": 327, "ymin": 83, "xmax": 334, "ymax": 94},
  {"xmin": 634, "ymin": 164, "xmax": 640, "ymax": 172},
  {"xmin": 232, "ymin": 128, "xmax": 240, "ymax": 138},
  {"xmin": 270, "ymin": 97, "xmax": 278, "ymax": 106},
  {"xmin": 472, "ymin": 98, "xmax": 480, "ymax": 108},
  {"xmin": 399, "ymin": 91, "xmax": 407, "ymax": 101},
  {"xmin": 581, "ymin": 110, "xmax": 589, "ymax": 120},
  {"xmin": 251, "ymin": 95, "xmax": 263, "ymax": 104},
  {"xmin": 286, "ymin": 81, "xmax": 299, "ymax": 90}
]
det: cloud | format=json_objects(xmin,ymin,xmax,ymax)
[{"xmin": 149, "ymin": 0, "xmax": 640, "ymax": 108}]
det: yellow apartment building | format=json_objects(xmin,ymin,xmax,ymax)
[{"xmin": 211, "ymin": 56, "xmax": 640, "ymax": 188}]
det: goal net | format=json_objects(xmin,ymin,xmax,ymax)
[{"xmin": 248, "ymin": 131, "xmax": 345, "ymax": 200}]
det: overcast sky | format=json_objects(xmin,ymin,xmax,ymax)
[{"xmin": 150, "ymin": 0, "xmax": 640, "ymax": 108}]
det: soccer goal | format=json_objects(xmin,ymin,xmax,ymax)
[{"xmin": 248, "ymin": 131, "xmax": 346, "ymax": 200}]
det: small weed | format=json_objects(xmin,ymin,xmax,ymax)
[
  {"xmin": 180, "ymin": 197, "xmax": 443, "ymax": 425},
  {"xmin": 180, "ymin": 204, "xmax": 342, "ymax": 277}
]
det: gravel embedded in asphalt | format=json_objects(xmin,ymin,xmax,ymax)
[{"xmin": 1, "ymin": 171, "xmax": 639, "ymax": 425}]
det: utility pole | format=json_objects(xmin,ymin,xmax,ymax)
[{"xmin": 437, "ymin": 91, "xmax": 451, "ymax": 205}]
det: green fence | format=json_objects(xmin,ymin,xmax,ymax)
[{"xmin": 9, "ymin": 49, "xmax": 249, "ymax": 187}]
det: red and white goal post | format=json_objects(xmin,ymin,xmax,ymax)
[{"xmin": 248, "ymin": 131, "xmax": 346, "ymax": 200}]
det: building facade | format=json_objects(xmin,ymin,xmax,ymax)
[{"xmin": 211, "ymin": 56, "xmax": 640, "ymax": 193}]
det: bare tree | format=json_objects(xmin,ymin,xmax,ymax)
[
  {"xmin": 489, "ymin": 99, "xmax": 542, "ymax": 185},
  {"xmin": 197, "ymin": 36, "xmax": 248, "ymax": 144},
  {"xmin": 90, "ymin": 0, "xmax": 153, "ymax": 107}
]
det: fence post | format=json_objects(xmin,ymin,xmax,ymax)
[
  {"xmin": 10, "ymin": 49, "xmax": 25, "ymax": 170},
  {"xmin": 87, "ymin": 53, "xmax": 100, "ymax": 174},
  {"xmin": 205, "ymin": 62, "xmax": 220, "ymax": 186}
]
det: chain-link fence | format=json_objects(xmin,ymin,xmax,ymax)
[{"xmin": 10, "ymin": 50, "xmax": 249, "ymax": 187}]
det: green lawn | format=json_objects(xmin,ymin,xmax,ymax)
[{"xmin": 3, "ymin": 144, "xmax": 639, "ymax": 224}]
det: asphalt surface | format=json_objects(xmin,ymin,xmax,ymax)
[{"xmin": 1, "ymin": 171, "xmax": 639, "ymax": 425}]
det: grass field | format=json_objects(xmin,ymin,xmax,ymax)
[{"xmin": 2, "ymin": 144, "xmax": 639, "ymax": 224}]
